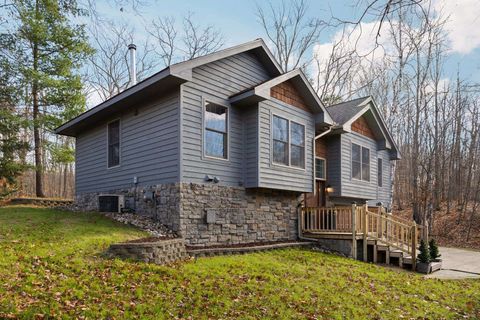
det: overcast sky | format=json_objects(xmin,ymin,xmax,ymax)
[{"xmin": 92, "ymin": 0, "xmax": 480, "ymax": 85}]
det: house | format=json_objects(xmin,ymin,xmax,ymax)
[{"xmin": 55, "ymin": 39, "xmax": 400, "ymax": 247}]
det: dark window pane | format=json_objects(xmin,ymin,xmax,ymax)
[
  {"xmin": 273, "ymin": 116, "xmax": 288, "ymax": 142},
  {"xmin": 205, "ymin": 130, "xmax": 226, "ymax": 158},
  {"xmin": 291, "ymin": 122, "xmax": 305, "ymax": 146},
  {"xmin": 205, "ymin": 103, "xmax": 227, "ymax": 132},
  {"xmin": 291, "ymin": 145, "xmax": 305, "ymax": 168},
  {"xmin": 362, "ymin": 147, "xmax": 370, "ymax": 164},
  {"xmin": 316, "ymin": 158, "xmax": 325, "ymax": 179},
  {"xmin": 352, "ymin": 144, "xmax": 361, "ymax": 162},
  {"xmin": 362, "ymin": 163, "xmax": 370, "ymax": 181},
  {"xmin": 352, "ymin": 161, "xmax": 361, "ymax": 180},
  {"xmin": 108, "ymin": 144, "xmax": 119, "ymax": 167},
  {"xmin": 108, "ymin": 120, "xmax": 120, "ymax": 167},
  {"xmin": 273, "ymin": 140, "xmax": 288, "ymax": 165},
  {"xmin": 377, "ymin": 158, "xmax": 383, "ymax": 187},
  {"xmin": 362, "ymin": 147, "xmax": 370, "ymax": 181},
  {"xmin": 108, "ymin": 120, "xmax": 120, "ymax": 144}
]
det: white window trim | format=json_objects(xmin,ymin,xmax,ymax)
[
  {"xmin": 270, "ymin": 113, "xmax": 306, "ymax": 171},
  {"xmin": 351, "ymin": 142, "xmax": 370, "ymax": 182},
  {"xmin": 107, "ymin": 118, "xmax": 121, "ymax": 169},
  {"xmin": 202, "ymin": 98, "xmax": 230, "ymax": 162},
  {"xmin": 315, "ymin": 157, "xmax": 326, "ymax": 181}
]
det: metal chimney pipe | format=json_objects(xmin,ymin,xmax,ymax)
[{"xmin": 128, "ymin": 43, "xmax": 137, "ymax": 86}]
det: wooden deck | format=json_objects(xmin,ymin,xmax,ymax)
[{"xmin": 300, "ymin": 205, "xmax": 427, "ymax": 269}]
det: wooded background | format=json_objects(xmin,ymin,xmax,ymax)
[{"xmin": 1, "ymin": 0, "xmax": 479, "ymax": 235}]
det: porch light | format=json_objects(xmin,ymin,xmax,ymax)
[{"xmin": 325, "ymin": 185, "xmax": 334, "ymax": 194}]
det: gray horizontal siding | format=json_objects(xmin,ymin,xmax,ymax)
[
  {"xmin": 325, "ymin": 136, "xmax": 342, "ymax": 196},
  {"xmin": 76, "ymin": 92, "xmax": 180, "ymax": 193},
  {"xmin": 244, "ymin": 106, "xmax": 259, "ymax": 188},
  {"xmin": 180, "ymin": 51, "xmax": 272, "ymax": 186},
  {"xmin": 368, "ymin": 149, "xmax": 392, "ymax": 206},
  {"xmin": 338, "ymin": 131, "xmax": 393, "ymax": 206},
  {"xmin": 257, "ymin": 99, "xmax": 314, "ymax": 193},
  {"xmin": 339, "ymin": 132, "xmax": 378, "ymax": 200}
]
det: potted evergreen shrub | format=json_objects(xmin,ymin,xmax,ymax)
[
  {"xmin": 416, "ymin": 239, "xmax": 431, "ymax": 274},
  {"xmin": 428, "ymin": 239, "xmax": 442, "ymax": 272},
  {"xmin": 416, "ymin": 239, "xmax": 442, "ymax": 274}
]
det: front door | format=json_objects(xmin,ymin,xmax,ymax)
[{"xmin": 304, "ymin": 180, "xmax": 326, "ymax": 207}]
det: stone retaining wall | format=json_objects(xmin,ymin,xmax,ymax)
[{"xmin": 105, "ymin": 238, "xmax": 188, "ymax": 265}]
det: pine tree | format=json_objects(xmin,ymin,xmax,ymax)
[
  {"xmin": 417, "ymin": 239, "xmax": 430, "ymax": 263},
  {"xmin": 0, "ymin": 53, "xmax": 29, "ymax": 197},
  {"xmin": 429, "ymin": 239, "xmax": 441, "ymax": 261},
  {"xmin": 4, "ymin": 0, "xmax": 92, "ymax": 197}
]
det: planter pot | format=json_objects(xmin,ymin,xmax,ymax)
[
  {"xmin": 416, "ymin": 261, "xmax": 443, "ymax": 274},
  {"xmin": 416, "ymin": 262, "xmax": 431, "ymax": 274},
  {"xmin": 430, "ymin": 261, "xmax": 442, "ymax": 273}
]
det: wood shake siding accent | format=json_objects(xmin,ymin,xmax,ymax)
[
  {"xmin": 351, "ymin": 116, "xmax": 375, "ymax": 139},
  {"xmin": 270, "ymin": 80, "xmax": 312, "ymax": 113},
  {"xmin": 315, "ymin": 139, "xmax": 328, "ymax": 158}
]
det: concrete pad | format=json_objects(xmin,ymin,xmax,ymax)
[
  {"xmin": 427, "ymin": 247, "xmax": 480, "ymax": 279},
  {"xmin": 427, "ymin": 269, "xmax": 480, "ymax": 279}
]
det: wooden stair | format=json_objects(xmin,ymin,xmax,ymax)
[
  {"xmin": 369, "ymin": 238, "xmax": 415, "ymax": 269},
  {"xmin": 301, "ymin": 204, "xmax": 427, "ymax": 270}
]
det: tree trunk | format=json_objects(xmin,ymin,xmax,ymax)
[{"xmin": 33, "ymin": 0, "xmax": 45, "ymax": 198}]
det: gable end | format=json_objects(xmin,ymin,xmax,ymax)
[
  {"xmin": 270, "ymin": 80, "xmax": 311, "ymax": 113},
  {"xmin": 351, "ymin": 115, "xmax": 375, "ymax": 140}
]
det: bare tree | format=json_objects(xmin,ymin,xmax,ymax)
[
  {"xmin": 86, "ymin": 21, "xmax": 157, "ymax": 102},
  {"xmin": 256, "ymin": 0, "xmax": 327, "ymax": 71},
  {"xmin": 147, "ymin": 12, "xmax": 224, "ymax": 67}
]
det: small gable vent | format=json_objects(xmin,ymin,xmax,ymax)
[{"xmin": 98, "ymin": 195, "xmax": 125, "ymax": 213}]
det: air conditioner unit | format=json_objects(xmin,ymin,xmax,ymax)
[{"xmin": 98, "ymin": 195, "xmax": 125, "ymax": 213}]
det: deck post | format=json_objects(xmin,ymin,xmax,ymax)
[
  {"xmin": 363, "ymin": 203, "xmax": 368, "ymax": 262},
  {"xmin": 351, "ymin": 203, "xmax": 357, "ymax": 260},
  {"xmin": 412, "ymin": 222, "xmax": 417, "ymax": 271}
]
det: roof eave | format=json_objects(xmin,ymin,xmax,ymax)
[{"xmin": 55, "ymin": 68, "xmax": 188, "ymax": 136}]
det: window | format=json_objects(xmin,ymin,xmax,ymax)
[
  {"xmin": 351, "ymin": 143, "xmax": 370, "ymax": 181},
  {"xmin": 362, "ymin": 147, "xmax": 370, "ymax": 181},
  {"xmin": 204, "ymin": 102, "xmax": 228, "ymax": 159},
  {"xmin": 377, "ymin": 158, "xmax": 383, "ymax": 187},
  {"xmin": 108, "ymin": 120, "xmax": 120, "ymax": 168},
  {"xmin": 272, "ymin": 115, "xmax": 289, "ymax": 165},
  {"xmin": 272, "ymin": 115, "xmax": 306, "ymax": 169},
  {"xmin": 315, "ymin": 158, "xmax": 326, "ymax": 180},
  {"xmin": 290, "ymin": 122, "xmax": 305, "ymax": 168}
]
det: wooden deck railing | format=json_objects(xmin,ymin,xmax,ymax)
[{"xmin": 301, "ymin": 204, "xmax": 426, "ymax": 269}]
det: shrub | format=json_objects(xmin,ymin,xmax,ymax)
[
  {"xmin": 417, "ymin": 239, "xmax": 430, "ymax": 263},
  {"xmin": 429, "ymin": 238, "xmax": 441, "ymax": 261}
]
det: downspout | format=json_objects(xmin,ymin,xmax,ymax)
[
  {"xmin": 312, "ymin": 127, "xmax": 333, "ymax": 195},
  {"xmin": 299, "ymin": 125, "xmax": 334, "ymax": 242}
]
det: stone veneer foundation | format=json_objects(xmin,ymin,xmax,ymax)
[{"xmin": 76, "ymin": 182, "xmax": 302, "ymax": 246}]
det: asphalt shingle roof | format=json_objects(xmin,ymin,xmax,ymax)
[{"xmin": 326, "ymin": 96, "xmax": 370, "ymax": 125}]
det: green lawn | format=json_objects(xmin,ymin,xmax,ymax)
[{"xmin": 0, "ymin": 207, "xmax": 479, "ymax": 319}]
